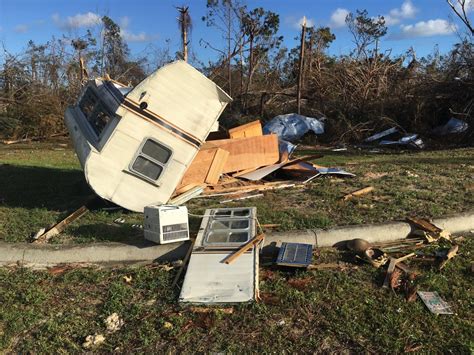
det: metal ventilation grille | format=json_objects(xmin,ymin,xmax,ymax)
[
  {"xmin": 276, "ymin": 242, "xmax": 313, "ymax": 267},
  {"xmin": 162, "ymin": 223, "xmax": 189, "ymax": 241}
]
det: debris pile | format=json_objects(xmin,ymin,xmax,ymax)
[
  {"xmin": 364, "ymin": 127, "xmax": 425, "ymax": 149},
  {"xmin": 171, "ymin": 119, "xmax": 354, "ymax": 204},
  {"xmin": 340, "ymin": 217, "xmax": 462, "ymax": 312}
]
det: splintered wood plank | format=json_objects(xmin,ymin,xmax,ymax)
[
  {"xmin": 202, "ymin": 134, "xmax": 279, "ymax": 173},
  {"xmin": 406, "ymin": 217, "xmax": 442, "ymax": 234},
  {"xmin": 205, "ymin": 148, "xmax": 229, "ymax": 184},
  {"xmin": 33, "ymin": 205, "xmax": 89, "ymax": 243},
  {"xmin": 343, "ymin": 186, "xmax": 374, "ymax": 201},
  {"xmin": 178, "ymin": 148, "xmax": 229, "ymax": 187},
  {"xmin": 228, "ymin": 120, "xmax": 263, "ymax": 139}
]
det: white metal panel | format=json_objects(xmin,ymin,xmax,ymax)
[
  {"xmin": 179, "ymin": 207, "xmax": 258, "ymax": 304},
  {"xmin": 179, "ymin": 252, "xmax": 257, "ymax": 304}
]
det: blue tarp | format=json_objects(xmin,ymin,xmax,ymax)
[{"xmin": 263, "ymin": 113, "xmax": 325, "ymax": 142}]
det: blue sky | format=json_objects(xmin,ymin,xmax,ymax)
[{"xmin": 0, "ymin": 0, "xmax": 472, "ymax": 63}]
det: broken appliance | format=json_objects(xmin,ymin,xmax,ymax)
[
  {"xmin": 143, "ymin": 205, "xmax": 189, "ymax": 245},
  {"xmin": 64, "ymin": 60, "xmax": 232, "ymax": 212},
  {"xmin": 179, "ymin": 207, "xmax": 259, "ymax": 304}
]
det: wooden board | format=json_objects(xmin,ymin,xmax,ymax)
[
  {"xmin": 205, "ymin": 148, "xmax": 229, "ymax": 184},
  {"xmin": 202, "ymin": 134, "xmax": 279, "ymax": 173},
  {"xmin": 33, "ymin": 205, "xmax": 89, "ymax": 243},
  {"xmin": 228, "ymin": 120, "xmax": 263, "ymax": 139},
  {"xmin": 178, "ymin": 147, "xmax": 229, "ymax": 187}
]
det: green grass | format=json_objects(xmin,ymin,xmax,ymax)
[
  {"xmin": 0, "ymin": 141, "xmax": 473, "ymax": 352},
  {"xmin": 0, "ymin": 237, "xmax": 472, "ymax": 353},
  {"xmin": 0, "ymin": 141, "xmax": 473, "ymax": 243}
]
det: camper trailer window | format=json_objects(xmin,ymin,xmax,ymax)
[
  {"xmin": 79, "ymin": 89, "xmax": 115, "ymax": 138},
  {"xmin": 142, "ymin": 140, "xmax": 171, "ymax": 164},
  {"xmin": 79, "ymin": 89, "xmax": 98, "ymax": 119},
  {"xmin": 132, "ymin": 156, "xmax": 163, "ymax": 180},
  {"xmin": 89, "ymin": 104, "xmax": 113, "ymax": 136},
  {"xmin": 130, "ymin": 138, "xmax": 172, "ymax": 181}
]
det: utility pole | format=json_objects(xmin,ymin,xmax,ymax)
[
  {"xmin": 296, "ymin": 16, "xmax": 307, "ymax": 115},
  {"xmin": 177, "ymin": 6, "xmax": 190, "ymax": 62}
]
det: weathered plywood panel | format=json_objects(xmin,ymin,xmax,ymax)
[
  {"xmin": 178, "ymin": 147, "xmax": 229, "ymax": 187},
  {"xmin": 205, "ymin": 148, "xmax": 229, "ymax": 184},
  {"xmin": 203, "ymin": 135, "xmax": 279, "ymax": 173},
  {"xmin": 229, "ymin": 120, "xmax": 262, "ymax": 139}
]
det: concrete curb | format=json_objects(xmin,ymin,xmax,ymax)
[{"xmin": 1, "ymin": 211, "xmax": 473, "ymax": 268}]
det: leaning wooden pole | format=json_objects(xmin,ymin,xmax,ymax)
[{"xmin": 297, "ymin": 17, "xmax": 307, "ymax": 115}]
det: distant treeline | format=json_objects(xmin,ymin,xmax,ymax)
[{"xmin": 0, "ymin": 1, "xmax": 472, "ymax": 143}]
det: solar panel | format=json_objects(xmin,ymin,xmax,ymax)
[{"xmin": 276, "ymin": 242, "xmax": 313, "ymax": 267}]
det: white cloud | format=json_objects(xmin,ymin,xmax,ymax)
[
  {"xmin": 121, "ymin": 30, "xmax": 155, "ymax": 42},
  {"xmin": 14, "ymin": 24, "xmax": 29, "ymax": 33},
  {"xmin": 52, "ymin": 12, "xmax": 101, "ymax": 30},
  {"xmin": 330, "ymin": 8, "xmax": 349, "ymax": 28},
  {"xmin": 398, "ymin": 19, "xmax": 457, "ymax": 38},
  {"xmin": 384, "ymin": 0, "xmax": 417, "ymax": 25},
  {"xmin": 118, "ymin": 16, "xmax": 157, "ymax": 42}
]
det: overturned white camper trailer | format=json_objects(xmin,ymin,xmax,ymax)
[{"xmin": 65, "ymin": 61, "xmax": 232, "ymax": 212}]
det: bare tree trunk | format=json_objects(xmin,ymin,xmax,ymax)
[
  {"xmin": 307, "ymin": 31, "xmax": 314, "ymax": 79},
  {"xmin": 178, "ymin": 6, "xmax": 190, "ymax": 62},
  {"xmin": 227, "ymin": 4, "xmax": 232, "ymax": 96},
  {"xmin": 297, "ymin": 18, "xmax": 307, "ymax": 115},
  {"xmin": 182, "ymin": 20, "xmax": 188, "ymax": 62},
  {"xmin": 239, "ymin": 39, "xmax": 244, "ymax": 96},
  {"xmin": 243, "ymin": 36, "xmax": 254, "ymax": 111}
]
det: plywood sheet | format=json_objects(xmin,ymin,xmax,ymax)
[
  {"xmin": 202, "ymin": 135, "xmax": 279, "ymax": 173},
  {"xmin": 205, "ymin": 148, "xmax": 229, "ymax": 184},
  {"xmin": 178, "ymin": 148, "xmax": 229, "ymax": 187},
  {"xmin": 229, "ymin": 120, "xmax": 262, "ymax": 139}
]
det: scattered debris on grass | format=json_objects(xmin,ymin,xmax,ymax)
[
  {"xmin": 432, "ymin": 117, "xmax": 469, "ymax": 136},
  {"xmin": 82, "ymin": 334, "xmax": 105, "ymax": 349},
  {"xmin": 275, "ymin": 242, "xmax": 313, "ymax": 268},
  {"xmin": 417, "ymin": 291, "xmax": 453, "ymax": 315},
  {"xmin": 343, "ymin": 186, "xmax": 374, "ymax": 201},
  {"xmin": 105, "ymin": 313, "xmax": 124, "ymax": 333}
]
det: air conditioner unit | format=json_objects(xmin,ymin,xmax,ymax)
[{"xmin": 144, "ymin": 205, "xmax": 189, "ymax": 244}]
